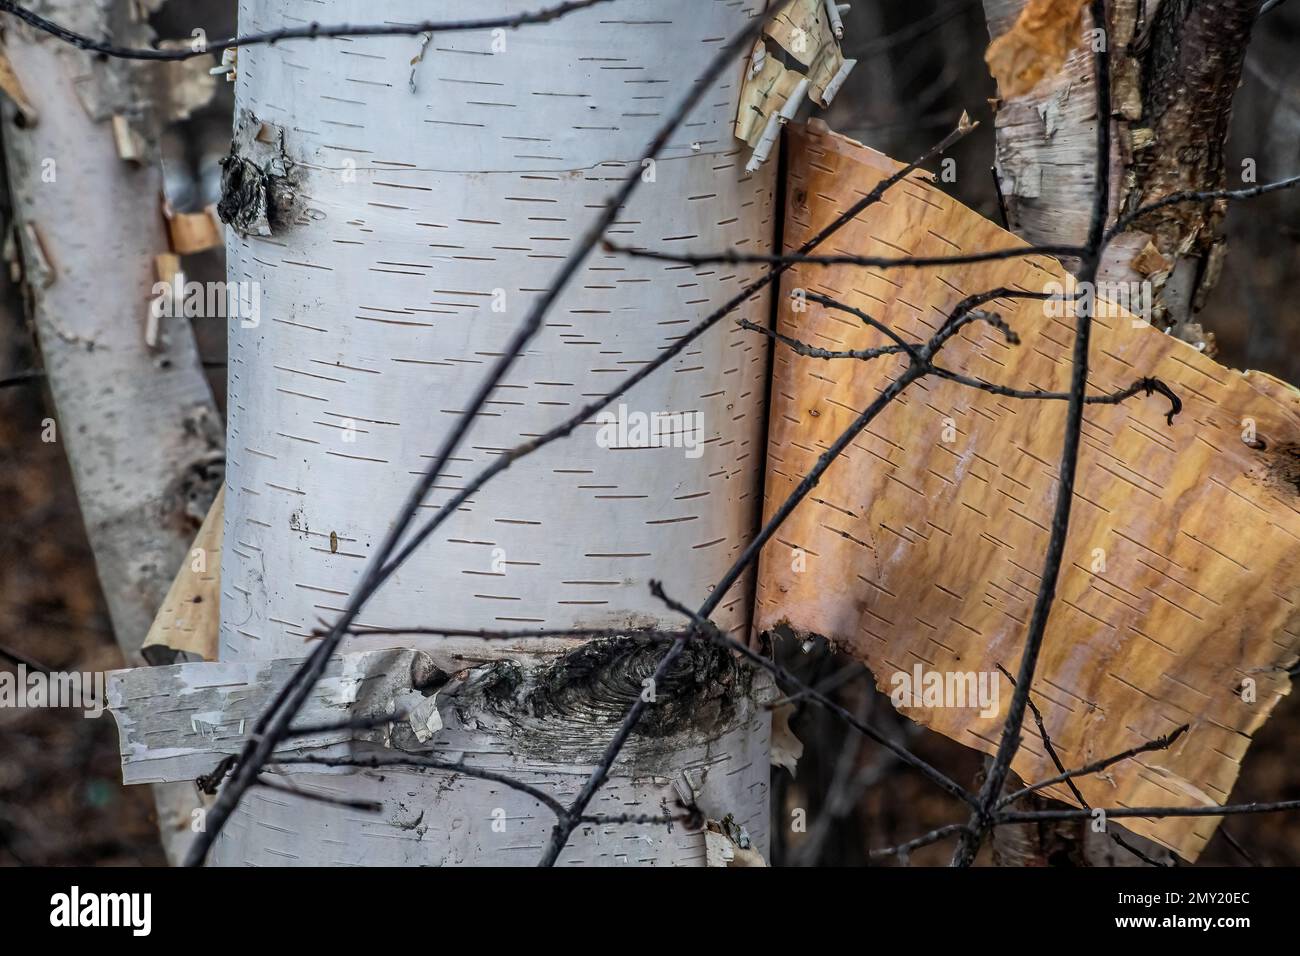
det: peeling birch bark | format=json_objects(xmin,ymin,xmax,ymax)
[
  {"xmin": 753, "ymin": 125, "xmax": 1300, "ymax": 861},
  {"xmin": 140, "ymin": 485, "xmax": 223, "ymax": 664},
  {"xmin": 108, "ymin": 646, "xmax": 772, "ymax": 865},
  {"xmin": 0, "ymin": 1, "xmax": 225, "ymax": 863},
  {"xmin": 1, "ymin": 5, "xmax": 224, "ymax": 662},
  {"xmin": 734, "ymin": 0, "xmax": 853, "ymax": 170},
  {"xmin": 163, "ymin": 203, "xmax": 224, "ymax": 257},
  {"xmin": 1118, "ymin": 0, "xmax": 1262, "ymax": 339},
  {"xmin": 201, "ymin": 0, "xmax": 776, "ymax": 866},
  {"xmin": 109, "ymin": 649, "xmax": 439, "ymax": 785},
  {"xmin": 983, "ymin": 0, "xmax": 1117, "ymax": 266}
]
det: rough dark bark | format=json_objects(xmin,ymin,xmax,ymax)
[{"xmin": 1122, "ymin": 0, "xmax": 1264, "ymax": 338}]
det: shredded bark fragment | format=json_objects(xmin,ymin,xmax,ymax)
[
  {"xmin": 986, "ymin": 0, "xmax": 1089, "ymax": 99},
  {"xmin": 524, "ymin": 635, "xmax": 744, "ymax": 738},
  {"xmin": 216, "ymin": 111, "xmax": 298, "ymax": 237}
]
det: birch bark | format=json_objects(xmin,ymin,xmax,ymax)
[
  {"xmin": 212, "ymin": 0, "xmax": 777, "ymax": 866},
  {"xmin": 985, "ymin": 0, "xmax": 1262, "ymax": 340}
]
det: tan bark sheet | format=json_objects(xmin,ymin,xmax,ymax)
[
  {"xmin": 141, "ymin": 485, "xmax": 222, "ymax": 663},
  {"xmin": 734, "ymin": 0, "xmax": 846, "ymax": 147},
  {"xmin": 754, "ymin": 124, "xmax": 1300, "ymax": 860}
]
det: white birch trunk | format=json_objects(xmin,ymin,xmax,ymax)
[
  {"xmin": 213, "ymin": 0, "xmax": 776, "ymax": 866},
  {"xmin": 985, "ymin": 0, "xmax": 1260, "ymax": 336}
]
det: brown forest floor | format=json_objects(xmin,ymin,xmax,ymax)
[{"xmin": 0, "ymin": 379, "xmax": 165, "ymax": 865}]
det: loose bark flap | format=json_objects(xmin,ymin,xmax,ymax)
[
  {"xmin": 140, "ymin": 485, "xmax": 223, "ymax": 664},
  {"xmin": 985, "ymin": 0, "xmax": 1089, "ymax": 99},
  {"xmin": 734, "ymin": 0, "xmax": 852, "ymax": 155},
  {"xmin": 107, "ymin": 648, "xmax": 438, "ymax": 784},
  {"xmin": 754, "ymin": 124, "xmax": 1300, "ymax": 861}
]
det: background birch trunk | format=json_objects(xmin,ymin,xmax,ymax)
[
  {"xmin": 985, "ymin": 0, "xmax": 1261, "ymax": 343},
  {"xmin": 981, "ymin": 0, "xmax": 1263, "ymax": 866},
  {"xmin": 211, "ymin": 0, "xmax": 776, "ymax": 866},
  {"xmin": 1, "ymin": 0, "xmax": 224, "ymax": 863}
]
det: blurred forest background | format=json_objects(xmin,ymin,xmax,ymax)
[{"xmin": 1, "ymin": 0, "xmax": 1297, "ymax": 866}]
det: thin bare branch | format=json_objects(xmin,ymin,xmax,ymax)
[
  {"xmin": 997, "ymin": 723, "xmax": 1190, "ymax": 808},
  {"xmin": 268, "ymin": 754, "xmax": 570, "ymax": 819},
  {"xmin": 0, "ymin": 0, "xmax": 617, "ymax": 60},
  {"xmin": 1106, "ymin": 174, "xmax": 1300, "ymax": 244},
  {"xmin": 606, "ymin": 242, "xmax": 1086, "ymax": 272},
  {"xmin": 870, "ymin": 823, "xmax": 971, "ymax": 861},
  {"xmin": 738, "ymin": 317, "xmax": 909, "ymax": 362},
  {"xmin": 951, "ymin": 0, "xmax": 1115, "ymax": 868},
  {"xmin": 254, "ymin": 776, "xmax": 383, "ymax": 813},
  {"xmin": 931, "ymin": 369, "xmax": 1183, "ymax": 425}
]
